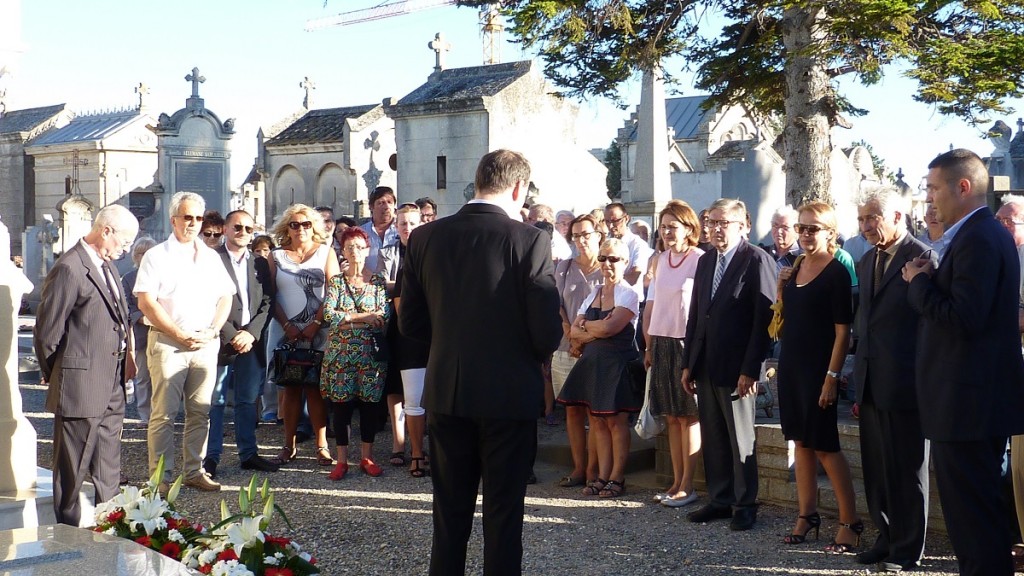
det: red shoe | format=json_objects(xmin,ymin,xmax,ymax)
[
  {"xmin": 360, "ymin": 458, "xmax": 383, "ymax": 477},
  {"xmin": 328, "ymin": 462, "xmax": 348, "ymax": 481}
]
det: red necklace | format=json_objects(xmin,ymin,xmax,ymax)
[{"xmin": 666, "ymin": 248, "xmax": 692, "ymax": 269}]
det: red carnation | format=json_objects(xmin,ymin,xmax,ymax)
[
  {"xmin": 265, "ymin": 568, "xmax": 294, "ymax": 576},
  {"xmin": 165, "ymin": 516, "xmax": 180, "ymax": 530},
  {"xmin": 107, "ymin": 509, "xmax": 125, "ymax": 523},
  {"xmin": 159, "ymin": 541, "xmax": 181, "ymax": 558},
  {"xmin": 134, "ymin": 535, "xmax": 152, "ymax": 547},
  {"xmin": 217, "ymin": 548, "xmax": 239, "ymax": 562},
  {"xmin": 198, "ymin": 564, "xmax": 212, "ymax": 574},
  {"xmin": 265, "ymin": 535, "xmax": 291, "ymax": 547}
]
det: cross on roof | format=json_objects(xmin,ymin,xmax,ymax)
[
  {"xmin": 1018, "ymin": 118, "xmax": 1024, "ymax": 132},
  {"xmin": 300, "ymin": 76, "xmax": 316, "ymax": 109},
  {"xmin": 135, "ymin": 82, "xmax": 150, "ymax": 110},
  {"xmin": 185, "ymin": 67, "xmax": 206, "ymax": 98},
  {"xmin": 429, "ymin": 33, "xmax": 452, "ymax": 73}
]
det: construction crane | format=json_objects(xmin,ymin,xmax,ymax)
[{"xmin": 306, "ymin": 0, "xmax": 503, "ymax": 65}]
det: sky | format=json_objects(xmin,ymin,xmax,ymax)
[{"xmin": 6, "ymin": 0, "xmax": 1021, "ymax": 194}]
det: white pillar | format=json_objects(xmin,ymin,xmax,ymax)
[{"xmin": 631, "ymin": 65, "xmax": 671, "ymax": 204}]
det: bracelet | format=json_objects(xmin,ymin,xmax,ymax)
[{"xmin": 826, "ymin": 370, "xmax": 840, "ymax": 379}]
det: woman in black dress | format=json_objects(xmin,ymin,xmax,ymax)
[{"xmin": 777, "ymin": 201, "xmax": 862, "ymax": 551}]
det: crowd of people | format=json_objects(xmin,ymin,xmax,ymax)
[{"xmin": 30, "ymin": 147, "xmax": 1024, "ymax": 576}]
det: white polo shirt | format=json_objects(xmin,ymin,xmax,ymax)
[{"xmin": 134, "ymin": 234, "xmax": 235, "ymax": 332}]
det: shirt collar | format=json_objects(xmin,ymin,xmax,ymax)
[
  {"xmin": 468, "ymin": 198, "xmax": 522, "ymax": 220},
  {"xmin": 941, "ymin": 205, "xmax": 986, "ymax": 249}
]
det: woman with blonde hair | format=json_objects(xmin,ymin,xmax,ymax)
[
  {"xmin": 777, "ymin": 201, "xmax": 862, "ymax": 551},
  {"xmin": 266, "ymin": 204, "xmax": 341, "ymax": 467}
]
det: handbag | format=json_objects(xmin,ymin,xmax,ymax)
[
  {"xmin": 767, "ymin": 254, "xmax": 805, "ymax": 341},
  {"xmin": 343, "ymin": 275, "xmax": 389, "ymax": 362},
  {"xmin": 633, "ymin": 369, "xmax": 664, "ymax": 439},
  {"xmin": 272, "ymin": 341, "xmax": 324, "ymax": 387}
]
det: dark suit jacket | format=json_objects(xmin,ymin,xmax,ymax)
[
  {"xmin": 398, "ymin": 202, "xmax": 562, "ymax": 421},
  {"xmin": 681, "ymin": 241, "xmax": 776, "ymax": 387},
  {"xmin": 35, "ymin": 242, "xmax": 129, "ymax": 418},
  {"xmin": 908, "ymin": 207, "xmax": 1024, "ymax": 441},
  {"xmin": 853, "ymin": 233, "xmax": 932, "ymax": 410},
  {"xmin": 216, "ymin": 245, "xmax": 272, "ymax": 366}
]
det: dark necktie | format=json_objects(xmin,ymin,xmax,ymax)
[
  {"xmin": 712, "ymin": 253, "xmax": 726, "ymax": 298},
  {"xmin": 873, "ymin": 250, "xmax": 889, "ymax": 296},
  {"xmin": 102, "ymin": 263, "xmax": 127, "ymax": 345}
]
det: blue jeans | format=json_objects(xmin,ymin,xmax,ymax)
[{"xmin": 207, "ymin": 350, "xmax": 262, "ymax": 463}]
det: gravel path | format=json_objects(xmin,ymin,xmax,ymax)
[{"xmin": 21, "ymin": 375, "xmax": 964, "ymax": 575}]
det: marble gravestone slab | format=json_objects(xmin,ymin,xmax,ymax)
[
  {"xmin": 174, "ymin": 161, "xmax": 223, "ymax": 214},
  {"xmin": 0, "ymin": 524, "xmax": 193, "ymax": 575}
]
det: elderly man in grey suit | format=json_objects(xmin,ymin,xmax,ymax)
[
  {"xmin": 852, "ymin": 185, "xmax": 934, "ymax": 572},
  {"xmin": 34, "ymin": 204, "xmax": 139, "ymax": 526}
]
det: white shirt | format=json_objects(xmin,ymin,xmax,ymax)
[
  {"xmin": 361, "ymin": 220, "xmax": 399, "ymax": 274},
  {"xmin": 134, "ymin": 234, "xmax": 235, "ymax": 332},
  {"xmin": 577, "ymin": 282, "xmax": 642, "ymax": 326},
  {"xmin": 226, "ymin": 246, "xmax": 251, "ymax": 326}
]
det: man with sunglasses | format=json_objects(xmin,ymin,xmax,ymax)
[
  {"xmin": 204, "ymin": 210, "xmax": 279, "ymax": 479},
  {"xmin": 134, "ymin": 192, "xmax": 236, "ymax": 493},
  {"xmin": 200, "ymin": 210, "xmax": 225, "ymax": 249}
]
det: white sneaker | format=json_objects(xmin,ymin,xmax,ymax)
[{"xmin": 661, "ymin": 492, "xmax": 699, "ymax": 508}]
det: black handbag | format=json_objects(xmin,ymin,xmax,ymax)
[{"xmin": 272, "ymin": 341, "xmax": 324, "ymax": 387}]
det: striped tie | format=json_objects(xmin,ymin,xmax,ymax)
[{"xmin": 712, "ymin": 253, "xmax": 726, "ymax": 297}]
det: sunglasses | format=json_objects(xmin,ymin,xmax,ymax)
[
  {"xmin": 794, "ymin": 224, "xmax": 828, "ymax": 235},
  {"xmin": 233, "ymin": 224, "xmax": 254, "ymax": 234},
  {"xmin": 288, "ymin": 221, "xmax": 313, "ymax": 230},
  {"xmin": 202, "ymin": 231, "xmax": 223, "ymax": 238},
  {"xmin": 597, "ymin": 255, "xmax": 624, "ymax": 263},
  {"xmin": 177, "ymin": 214, "xmax": 204, "ymax": 223}
]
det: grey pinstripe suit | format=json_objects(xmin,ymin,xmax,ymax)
[{"xmin": 34, "ymin": 241, "xmax": 130, "ymax": 526}]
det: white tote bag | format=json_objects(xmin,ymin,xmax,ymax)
[{"xmin": 634, "ymin": 370, "xmax": 664, "ymax": 439}]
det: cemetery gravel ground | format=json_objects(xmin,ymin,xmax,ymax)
[{"xmin": 22, "ymin": 381, "xmax": 965, "ymax": 575}]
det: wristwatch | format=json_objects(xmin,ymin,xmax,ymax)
[{"xmin": 826, "ymin": 370, "xmax": 840, "ymax": 379}]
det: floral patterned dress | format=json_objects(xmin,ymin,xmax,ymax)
[{"xmin": 320, "ymin": 273, "xmax": 390, "ymax": 403}]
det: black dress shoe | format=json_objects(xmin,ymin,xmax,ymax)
[
  {"xmin": 688, "ymin": 504, "xmax": 732, "ymax": 523},
  {"xmin": 729, "ymin": 507, "xmax": 757, "ymax": 531},
  {"xmin": 202, "ymin": 457, "xmax": 218, "ymax": 479},
  {"xmin": 241, "ymin": 454, "xmax": 281, "ymax": 473},
  {"xmin": 856, "ymin": 548, "xmax": 888, "ymax": 565}
]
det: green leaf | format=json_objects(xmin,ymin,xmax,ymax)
[
  {"xmin": 239, "ymin": 485, "xmax": 250, "ymax": 514},
  {"xmin": 220, "ymin": 499, "xmax": 230, "ymax": 522}
]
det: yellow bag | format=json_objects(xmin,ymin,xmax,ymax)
[{"xmin": 767, "ymin": 254, "xmax": 804, "ymax": 341}]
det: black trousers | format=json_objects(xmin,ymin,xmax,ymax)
[
  {"xmin": 427, "ymin": 412, "xmax": 536, "ymax": 576},
  {"xmin": 932, "ymin": 437, "xmax": 1014, "ymax": 576},
  {"xmin": 695, "ymin": 380, "xmax": 758, "ymax": 509},
  {"xmin": 52, "ymin": 366, "xmax": 124, "ymax": 527},
  {"xmin": 858, "ymin": 400, "xmax": 929, "ymax": 566},
  {"xmin": 332, "ymin": 399, "xmax": 378, "ymax": 446}
]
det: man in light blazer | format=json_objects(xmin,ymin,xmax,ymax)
[
  {"xmin": 34, "ymin": 204, "xmax": 139, "ymax": 526},
  {"xmin": 399, "ymin": 149, "xmax": 562, "ymax": 575},
  {"xmin": 852, "ymin": 185, "xmax": 933, "ymax": 572},
  {"xmin": 681, "ymin": 197, "xmax": 776, "ymax": 531},
  {"xmin": 904, "ymin": 149, "xmax": 1024, "ymax": 576}
]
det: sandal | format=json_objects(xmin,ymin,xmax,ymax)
[
  {"xmin": 409, "ymin": 456, "xmax": 430, "ymax": 478},
  {"xmin": 273, "ymin": 446, "xmax": 297, "ymax": 465},
  {"xmin": 316, "ymin": 446, "xmax": 336, "ymax": 466},
  {"xmin": 581, "ymin": 479, "xmax": 607, "ymax": 497},
  {"xmin": 558, "ymin": 475, "xmax": 585, "ymax": 488},
  {"xmin": 389, "ymin": 451, "xmax": 407, "ymax": 467},
  {"xmin": 599, "ymin": 479, "xmax": 626, "ymax": 498}
]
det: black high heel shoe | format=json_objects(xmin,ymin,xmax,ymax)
[
  {"xmin": 782, "ymin": 512, "xmax": 821, "ymax": 544},
  {"xmin": 825, "ymin": 520, "xmax": 864, "ymax": 553}
]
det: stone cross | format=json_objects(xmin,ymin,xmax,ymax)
[
  {"xmin": 62, "ymin": 150, "xmax": 88, "ymax": 195},
  {"xmin": 135, "ymin": 82, "xmax": 150, "ymax": 110},
  {"xmin": 429, "ymin": 33, "xmax": 452, "ymax": 73},
  {"xmin": 185, "ymin": 67, "xmax": 206, "ymax": 98},
  {"xmin": 300, "ymin": 76, "xmax": 316, "ymax": 109}
]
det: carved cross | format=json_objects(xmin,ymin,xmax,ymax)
[
  {"xmin": 135, "ymin": 82, "xmax": 150, "ymax": 110},
  {"xmin": 185, "ymin": 67, "xmax": 206, "ymax": 98},
  {"xmin": 62, "ymin": 150, "xmax": 89, "ymax": 195},
  {"xmin": 429, "ymin": 33, "xmax": 452, "ymax": 72},
  {"xmin": 300, "ymin": 76, "xmax": 316, "ymax": 109}
]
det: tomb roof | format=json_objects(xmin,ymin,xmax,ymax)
[
  {"xmin": 387, "ymin": 61, "xmax": 533, "ymax": 115},
  {"xmin": 28, "ymin": 108, "xmax": 143, "ymax": 145},
  {"xmin": 266, "ymin": 105, "xmax": 377, "ymax": 146},
  {"xmin": 0, "ymin": 104, "xmax": 66, "ymax": 134},
  {"xmin": 706, "ymin": 138, "xmax": 757, "ymax": 160},
  {"xmin": 623, "ymin": 96, "xmax": 713, "ymax": 142}
]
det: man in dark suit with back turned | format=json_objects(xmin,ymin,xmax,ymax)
[
  {"xmin": 903, "ymin": 149, "xmax": 1024, "ymax": 576},
  {"xmin": 681, "ymin": 198, "xmax": 776, "ymax": 531},
  {"xmin": 399, "ymin": 149, "xmax": 562, "ymax": 575},
  {"xmin": 34, "ymin": 204, "xmax": 139, "ymax": 526},
  {"xmin": 852, "ymin": 185, "xmax": 933, "ymax": 572}
]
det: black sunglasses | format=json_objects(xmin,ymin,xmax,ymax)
[
  {"xmin": 288, "ymin": 221, "xmax": 314, "ymax": 230},
  {"xmin": 233, "ymin": 224, "xmax": 254, "ymax": 234},
  {"xmin": 794, "ymin": 224, "xmax": 828, "ymax": 235},
  {"xmin": 597, "ymin": 255, "xmax": 624, "ymax": 263},
  {"xmin": 202, "ymin": 230, "xmax": 223, "ymax": 238},
  {"xmin": 177, "ymin": 214, "xmax": 204, "ymax": 223}
]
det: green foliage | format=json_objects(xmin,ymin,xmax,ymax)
[{"xmin": 604, "ymin": 140, "xmax": 622, "ymax": 199}]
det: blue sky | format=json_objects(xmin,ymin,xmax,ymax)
[{"xmin": 7, "ymin": 0, "xmax": 1019, "ymax": 192}]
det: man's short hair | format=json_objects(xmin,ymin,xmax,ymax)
[
  {"xmin": 856, "ymin": 184, "xmax": 910, "ymax": 217},
  {"xmin": 369, "ymin": 187, "xmax": 396, "ymax": 207},
  {"xmin": 529, "ymin": 204, "xmax": 555, "ymax": 223},
  {"xmin": 225, "ymin": 209, "xmax": 253, "ymax": 223},
  {"xmin": 709, "ymin": 198, "xmax": 747, "ymax": 220},
  {"xmin": 315, "ymin": 205, "xmax": 335, "ymax": 216},
  {"xmin": 93, "ymin": 204, "xmax": 136, "ymax": 233},
  {"xmin": 168, "ymin": 191, "xmax": 205, "ymax": 218},
  {"xmin": 336, "ymin": 216, "xmax": 358, "ymax": 228},
  {"xmin": 475, "ymin": 150, "xmax": 531, "ymax": 196},
  {"xmin": 415, "ymin": 197, "xmax": 437, "ymax": 211},
  {"xmin": 928, "ymin": 148, "xmax": 989, "ymax": 197},
  {"xmin": 605, "ymin": 202, "xmax": 628, "ymax": 215},
  {"xmin": 771, "ymin": 205, "xmax": 798, "ymax": 222}
]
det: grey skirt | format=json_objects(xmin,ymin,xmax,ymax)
[{"xmin": 648, "ymin": 335, "xmax": 698, "ymax": 417}]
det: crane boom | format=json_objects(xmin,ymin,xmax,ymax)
[{"xmin": 305, "ymin": 0, "xmax": 457, "ymax": 31}]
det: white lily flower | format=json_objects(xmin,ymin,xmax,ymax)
[
  {"xmin": 111, "ymin": 486, "xmax": 142, "ymax": 509},
  {"xmin": 125, "ymin": 495, "xmax": 168, "ymax": 535},
  {"xmin": 223, "ymin": 515, "xmax": 265, "ymax": 552}
]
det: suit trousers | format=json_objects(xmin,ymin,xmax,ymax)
[
  {"xmin": 695, "ymin": 380, "xmax": 758, "ymax": 509},
  {"xmin": 208, "ymin": 349, "xmax": 263, "ymax": 463},
  {"xmin": 147, "ymin": 331, "xmax": 218, "ymax": 482},
  {"xmin": 858, "ymin": 400, "xmax": 929, "ymax": 566},
  {"xmin": 932, "ymin": 437, "xmax": 1014, "ymax": 576},
  {"xmin": 427, "ymin": 412, "xmax": 536, "ymax": 576},
  {"xmin": 52, "ymin": 363, "xmax": 124, "ymax": 527}
]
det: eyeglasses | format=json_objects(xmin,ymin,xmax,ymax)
[
  {"xmin": 344, "ymin": 245, "xmax": 369, "ymax": 253},
  {"xmin": 176, "ymin": 214, "xmax": 204, "ymax": 223},
  {"xmin": 706, "ymin": 219, "xmax": 740, "ymax": 230},
  {"xmin": 996, "ymin": 217, "xmax": 1024, "ymax": 227},
  {"xmin": 606, "ymin": 215, "xmax": 627, "ymax": 226},
  {"xmin": 288, "ymin": 221, "xmax": 313, "ymax": 230},
  {"xmin": 570, "ymin": 230, "xmax": 597, "ymax": 241},
  {"xmin": 794, "ymin": 223, "xmax": 829, "ymax": 235},
  {"xmin": 202, "ymin": 230, "xmax": 223, "ymax": 238},
  {"xmin": 233, "ymin": 224, "xmax": 254, "ymax": 234},
  {"xmin": 107, "ymin": 226, "xmax": 132, "ymax": 248},
  {"xmin": 597, "ymin": 255, "xmax": 624, "ymax": 263},
  {"xmin": 771, "ymin": 223, "xmax": 792, "ymax": 231}
]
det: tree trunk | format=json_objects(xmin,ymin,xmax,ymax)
[{"xmin": 781, "ymin": 5, "xmax": 833, "ymax": 207}]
